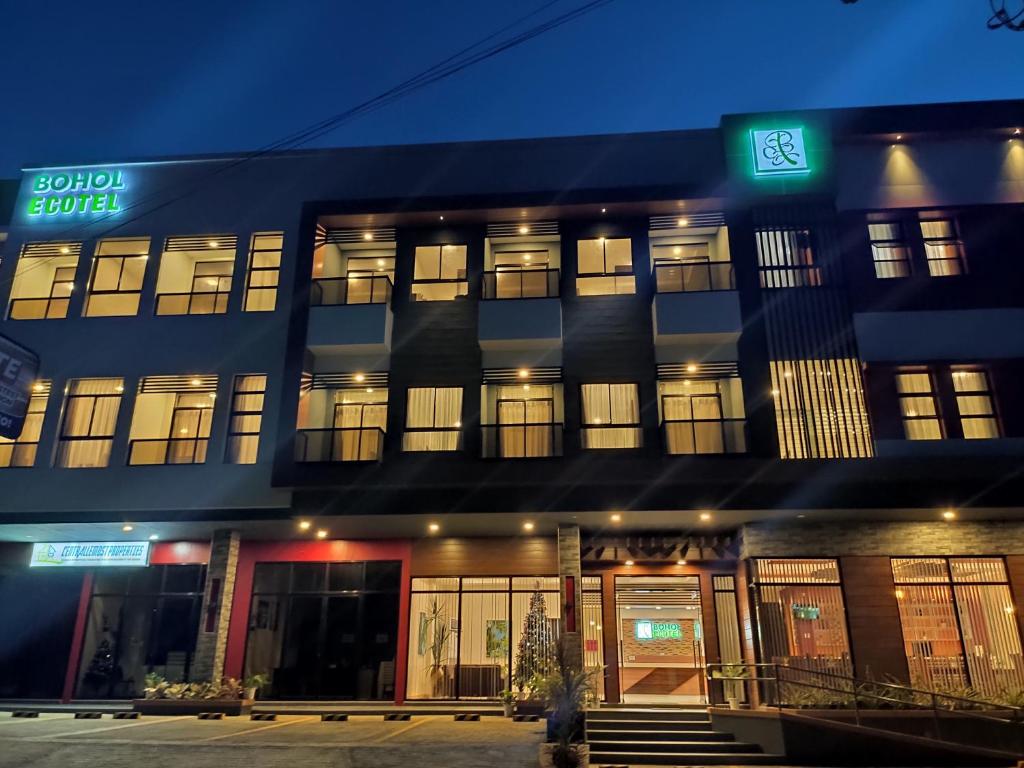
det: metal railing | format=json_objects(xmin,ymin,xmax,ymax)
[
  {"xmin": 311, "ymin": 275, "xmax": 393, "ymax": 306},
  {"xmin": 654, "ymin": 261, "xmax": 735, "ymax": 293},
  {"xmin": 706, "ymin": 662, "xmax": 1024, "ymax": 756},
  {"xmin": 128, "ymin": 437, "xmax": 209, "ymax": 465},
  {"xmin": 401, "ymin": 427, "xmax": 463, "ymax": 452},
  {"xmin": 155, "ymin": 290, "xmax": 230, "ymax": 315},
  {"xmin": 481, "ymin": 423, "xmax": 564, "ymax": 458},
  {"xmin": 295, "ymin": 427, "xmax": 385, "ymax": 462},
  {"xmin": 662, "ymin": 418, "xmax": 746, "ymax": 454},
  {"xmin": 482, "ymin": 268, "xmax": 559, "ymax": 299},
  {"xmin": 580, "ymin": 425, "xmax": 642, "ymax": 450}
]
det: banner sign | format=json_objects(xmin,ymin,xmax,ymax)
[
  {"xmin": 0, "ymin": 334, "xmax": 40, "ymax": 440},
  {"xmin": 30, "ymin": 542, "xmax": 151, "ymax": 568},
  {"xmin": 26, "ymin": 168, "xmax": 127, "ymax": 218},
  {"xmin": 635, "ymin": 620, "xmax": 683, "ymax": 641}
]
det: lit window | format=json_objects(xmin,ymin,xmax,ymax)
[
  {"xmin": 226, "ymin": 375, "xmax": 267, "ymax": 464},
  {"xmin": 486, "ymin": 250, "xmax": 559, "ymax": 299},
  {"xmin": 659, "ymin": 377, "xmax": 745, "ymax": 454},
  {"xmin": 0, "ymin": 382, "xmax": 49, "ymax": 468},
  {"xmin": 403, "ymin": 387, "xmax": 463, "ymax": 451},
  {"xmin": 652, "ymin": 241, "xmax": 734, "ymax": 293},
  {"xmin": 867, "ymin": 222, "xmax": 911, "ymax": 279},
  {"xmin": 243, "ymin": 233, "xmax": 282, "ymax": 312},
  {"xmin": 755, "ymin": 228, "xmax": 821, "ymax": 288},
  {"xmin": 482, "ymin": 383, "xmax": 562, "ymax": 458},
  {"xmin": 951, "ymin": 367, "xmax": 999, "ymax": 439},
  {"xmin": 581, "ymin": 383, "xmax": 641, "ymax": 449},
  {"xmin": 56, "ymin": 378, "xmax": 124, "ymax": 468},
  {"xmin": 895, "ymin": 369, "xmax": 943, "ymax": 440},
  {"xmin": 576, "ymin": 238, "xmax": 634, "ymax": 296},
  {"xmin": 311, "ymin": 235, "xmax": 395, "ymax": 306},
  {"xmin": 127, "ymin": 376, "xmax": 217, "ymax": 465},
  {"xmin": 296, "ymin": 376, "xmax": 388, "ymax": 462},
  {"xmin": 155, "ymin": 235, "xmax": 236, "ymax": 315},
  {"xmin": 8, "ymin": 241, "xmax": 80, "ymax": 319},
  {"xmin": 920, "ymin": 217, "xmax": 966, "ymax": 277},
  {"xmin": 83, "ymin": 238, "xmax": 150, "ymax": 317},
  {"xmin": 411, "ymin": 245, "xmax": 468, "ymax": 301}
]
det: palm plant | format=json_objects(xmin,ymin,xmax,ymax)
[{"xmin": 538, "ymin": 636, "xmax": 599, "ymax": 768}]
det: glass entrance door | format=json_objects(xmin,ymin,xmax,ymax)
[{"xmin": 615, "ymin": 575, "xmax": 706, "ymax": 705}]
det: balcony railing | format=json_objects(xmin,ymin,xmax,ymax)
[
  {"xmin": 654, "ymin": 261, "xmax": 734, "ymax": 293},
  {"xmin": 8, "ymin": 296, "xmax": 71, "ymax": 320},
  {"xmin": 482, "ymin": 269, "xmax": 559, "ymax": 299},
  {"xmin": 580, "ymin": 425, "xmax": 643, "ymax": 450},
  {"xmin": 295, "ymin": 427, "xmax": 385, "ymax": 463},
  {"xmin": 311, "ymin": 275, "xmax": 393, "ymax": 306},
  {"xmin": 662, "ymin": 418, "xmax": 746, "ymax": 455},
  {"xmin": 401, "ymin": 427, "xmax": 463, "ymax": 452},
  {"xmin": 155, "ymin": 290, "xmax": 230, "ymax": 315},
  {"xmin": 128, "ymin": 437, "xmax": 209, "ymax": 465},
  {"xmin": 481, "ymin": 423, "xmax": 564, "ymax": 458}
]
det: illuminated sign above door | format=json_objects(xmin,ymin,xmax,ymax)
[
  {"xmin": 635, "ymin": 620, "xmax": 683, "ymax": 640},
  {"xmin": 29, "ymin": 541, "xmax": 151, "ymax": 567},
  {"xmin": 750, "ymin": 128, "xmax": 810, "ymax": 177},
  {"xmin": 26, "ymin": 168, "xmax": 127, "ymax": 218}
]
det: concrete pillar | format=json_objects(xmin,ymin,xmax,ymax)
[
  {"xmin": 192, "ymin": 529, "xmax": 240, "ymax": 682},
  {"xmin": 557, "ymin": 524, "xmax": 583, "ymax": 670}
]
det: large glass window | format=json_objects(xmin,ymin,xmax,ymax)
[
  {"xmin": 76, "ymin": 565, "xmax": 206, "ymax": 698},
  {"xmin": 920, "ymin": 217, "xmax": 966, "ymax": 277},
  {"xmin": 652, "ymin": 242, "xmax": 734, "ymax": 293},
  {"xmin": 226, "ymin": 374, "xmax": 267, "ymax": 464},
  {"xmin": 296, "ymin": 383, "xmax": 388, "ymax": 462},
  {"xmin": 576, "ymin": 237, "xmax": 634, "ymax": 296},
  {"xmin": 8, "ymin": 241, "xmax": 80, "ymax": 320},
  {"xmin": 895, "ymin": 368, "xmax": 943, "ymax": 440},
  {"xmin": 412, "ymin": 245, "xmax": 468, "ymax": 301},
  {"xmin": 581, "ymin": 383, "xmax": 641, "ymax": 449},
  {"xmin": 0, "ymin": 381, "xmax": 49, "ymax": 468},
  {"xmin": 56, "ymin": 378, "xmax": 124, "ymax": 468},
  {"xmin": 312, "ymin": 237, "xmax": 395, "ymax": 306},
  {"xmin": 155, "ymin": 235, "xmax": 236, "ymax": 315},
  {"xmin": 243, "ymin": 232, "xmax": 282, "ymax": 312},
  {"xmin": 243, "ymin": 561, "xmax": 401, "ymax": 699},
  {"xmin": 581, "ymin": 576, "xmax": 605, "ymax": 700},
  {"xmin": 406, "ymin": 576, "xmax": 560, "ymax": 700},
  {"xmin": 867, "ymin": 222, "xmax": 911, "ymax": 279},
  {"xmin": 83, "ymin": 238, "xmax": 150, "ymax": 317},
  {"xmin": 952, "ymin": 367, "xmax": 999, "ymax": 439},
  {"xmin": 892, "ymin": 557, "xmax": 1024, "ymax": 696},
  {"xmin": 481, "ymin": 383, "xmax": 563, "ymax": 458},
  {"xmin": 402, "ymin": 387, "xmax": 462, "ymax": 452},
  {"xmin": 127, "ymin": 376, "xmax": 217, "ymax": 465},
  {"xmin": 755, "ymin": 228, "xmax": 821, "ymax": 288},
  {"xmin": 750, "ymin": 559, "xmax": 852, "ymax": 677},
  {"xmin": 484, "ymin": 246, "xmax": 559, "ymax": 299},
  {"xmin": 659, "ymin": 376, "xmax": 746, "ymax": 454}
]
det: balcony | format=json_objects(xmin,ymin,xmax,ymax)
[
  {"xmin": 481, "ymin": 423, "xmax": 564, "ymax": 458},
  {"xmin": 482, "ymin": 269, "xmax": 559, "ymax": 300},
  {"xmin": 654, "ymin": 261, "xmax": 734, "ymax": 293},
  {"xmin": 580, "ymin": 425, "xmax": 643, "ymax": 450},
  {"xmin": 479, "ymin": 271, "xmax": 562, "ymax": 350},
  {"xmin": 401, "ymin": 427, "xmax": 463, "ymax": 452},
  {"xmin": 307, "ymin": 275, "xmax": 394, "ymax": 355},
  {"xmin": 662, "ymin": 418, "xmax": 746, "ymax": 455},
  {"xmin": 652, "ymin": 263, "xmax": 742, "ymax": 346},
  {"xmin": 128, "ymin": 437, "xmax": 209, "ymax": 465},
  {"xmin": 295, "ymin": 427, "xmax": 385, "ymax": 463}
]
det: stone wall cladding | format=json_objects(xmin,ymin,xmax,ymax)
[
  {"xmin": 192, "ymin": 529, "xmax": 241, "ymax": 682},
  {"xmin": 740, "ymin": 520, "xmax": 1024, "ymax": 558}
]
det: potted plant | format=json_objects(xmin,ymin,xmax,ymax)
[
  {"xmin": 243, "ymin": 673, "xmax": 268, "ymax": 702},
  {"xmin": 499, "ymin": 689, "xmax": 517, "ymax": 718},
  {"xmin": 537, "ymin": 637, "xmax": 597, "ymax": 768},
  {"xmin": 710, "ymin": 664, "xmax": 748, "ymax": 709}
]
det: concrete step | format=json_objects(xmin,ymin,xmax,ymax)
[
  {"xmin": 588, "ymin": 750, "xmax": 785, "ymax": 766},
  {"xmin": 587, "ymin": 740, "xmax": 760, "ymax": 754},
  {"xmin": 585, "ymin": 717, "xmax": 713, "ymax": 730},
  {"xmin": 587, "ymin": 728, "xmax": 732, "ymax": 742},
  {"xmin": 590, "ymin": 707, "xmax": 709, "ymax": 722}
]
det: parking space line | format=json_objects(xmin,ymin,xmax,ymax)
[
  {"xmin": 373, "ymin": 715, "xmax": 435, "ymax": 742},
  {"xmin": 200, "ymin": 715, "xmax": 317, "ymax": 742},
  {"xmin": 26, "ymin": 717, "xmax": 175, "ymax": 740}
]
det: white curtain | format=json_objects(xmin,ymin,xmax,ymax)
[
  {"xmin": 582, "ymin": 383, "xmax": 639, "ymax": 449},
  {"xmin": 497, "ymin": 385, "xmax": 553, "ymax": 457},
  {"xmin": 404, "ymin": 387, "xmax": 462, "ymax": 451},
  {"xmin": 60, "ymin": 379, "xmax": 123, "ymax": 467}
]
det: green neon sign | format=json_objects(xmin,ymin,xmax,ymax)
[
  {"xmin": 635, "ymin": 620, "xmax": 683, "ymax": 640},
  {"xmin": 750, "ymin": 128, "xmax": 811, "ymax": 177},
  {"xmin": 26, "ymin": 169, "xmax": 126, "ymax": 218}
]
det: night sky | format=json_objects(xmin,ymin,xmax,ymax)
[{"xmin": 1, "ymin": 0, "xmax": 1021, "ymax": 176}]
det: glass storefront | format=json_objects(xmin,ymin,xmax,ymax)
[
  {"xmin": 406, "ymin": 576, "xmax": 560, "ymax": 699},
  {"xmin": 76, "ymin": 564, "xmax": 206, "ymax": 698},
  {"xmin": 242, "ymin": 561, "xmax": 401, "ymax": 699}
]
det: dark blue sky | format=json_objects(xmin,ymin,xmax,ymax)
[{"xmin": 1, "ymin": 0, "xmax": 1021, "ymax": 176}]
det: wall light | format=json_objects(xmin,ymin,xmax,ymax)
[
  {"xmin": 942, "ymin": 509, "xmax": 957, "ymax": 521},
  {"xmin": 699, "ymin": 512, "xmax": 712, "ymax": 522},
  {"xmin": 316, "ymin": 529, "xmax": 328, "ymax": 539},
  {"xmin": 610, "ymin": 513, "xmax": 622, "ymax": 523},
  {"xmin": 1015, "ymin": 128, "xmax": 1021, "ymax": 136},
  {"xmin": 428, "ymin": 522, "xmax": 440, "ymax": 534},
  {"xmin": 523, "ymin": 521, "xmax": 535, "ymax": 532},
  {"xmin": 298, "ymin": 520, "xmax": 312, "ymax": 531}
]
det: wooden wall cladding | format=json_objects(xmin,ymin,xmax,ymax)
[
  {"xmin": 839, "ymin": 556, "xmax": 911, "ymax": 683},
  {"xmin": 410, "ymin": 536, "xmax": 557, "ymax": 576}
]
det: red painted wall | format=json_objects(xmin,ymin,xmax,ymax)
[
  {"xmin": 151, "ymin": 541, "xmax": 210, "ymax": 565},
  {"xmin": 222, "ymin": 539, "xmax": 413, "ymax": 704}
]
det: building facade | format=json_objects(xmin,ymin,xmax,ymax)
[{"xmin": 1, "ymin": 100, "xmax": 1024, "ymax": 705}]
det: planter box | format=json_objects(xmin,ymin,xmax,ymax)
[
  {"xmin": 132, "ymin": 698, "xmax": 253, "ymax": 716},
  {"xmin": 516, "ymin": 699, "xmax": 547, "ymax": 717},
  {"xmin": 538, "ymin": 743, "xmax": 589, "ymax": 768}
]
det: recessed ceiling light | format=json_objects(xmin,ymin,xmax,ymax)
[
  {"xmin": 149, "ymin": 534, "xmax": 159, "ymax": 541},
  {"xmin": 439, "ymin": 215, "xmax": 445, "ymax": 221},
  {"xmin": 523, "ymin": 521, "xmax": 535, "ymax": 532},
  {"xmin": 699, "ymin": 512, "xmax": 712, "ymax": 522},
  {"xmin": 363, "ymin": 232, "xmax": 373, "ymax": 241},
  {"xmin": 428, "ymin": 522, "xmax": 440, "ymax": 534},
  {"xmin": 298, "ymin": 520, "xmax": 312, "ymax": 531},
  {"xmin": 895, "ymin": 134, "xmax": 902, "ymax": 141},
  {"xmin": 316, "ymin": 529, "xmax": 328, "ymax": 539},
  {"xmin": 686, "ymin": 363, "xmax": 698, "ymax": 373},
  {"xmin": 208, "ymin": 240, "xmax": 219, "ymax": 248},
  {"xmin": 190, "ymin": 378, "xmax": 201, "ymax": 386},
  {"xmin": 624, "ymin": 560, "xmax": 634, "ymax": 566},
  {"xmin": 354, "ymin": 373, "xmax": 365, "ymax": 383},
  {"xmin": 600, "ymin": 208, "xmax": 607, "ymax": 214},
  {"xmin": 122, "ymin": 524, "xmax": 134, "ymax": 532},
  {"xmin": 677, "ymin": 218, "xmax": 688, "ymax": 227},
  {"xmin": 677, "ymin": 559, "xmax": 687, "ymax": 566},
  {"xmin": 60, "ymin": 246, "xmax": 70, "ymax": 254},
  {"xmin": 610, "ymin": 513, "xmax": 622, "ymax": 523},
  {"xmin": 1015, "ymin": 128, "xmax": 1022, "ymax": 136},
  {"xmin": 518, "ymin": 368, "xmax": 530, "ymax": 379},
  {"xmin": 797, "ymin": 514, "xmax": 806, "ymax": 519},
  {"xmin": 519, "ymin": 225, "xmax": 529, "ymax": 235},
  {"xmin": 32, "ymin": 382, "xmax": 44, "ymax": 392},
  {"xmin": 655, "ymin": 606, "xmax": 662, "ymax": 610},
  {"xmin": 942, "ymin": 509, "xmax": 957, "ymax": 521}
]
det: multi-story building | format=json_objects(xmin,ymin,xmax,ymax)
[{"xmin": 1, "ymin": 99, "xmax": 1023, "ymax": 706}]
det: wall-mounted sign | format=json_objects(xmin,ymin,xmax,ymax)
[
  {"xmin": 0, "ymin": 334, "xmax": 40, "ymax": 440},
  {"xmin": 26, "ymin": 169, "xmax": 127, "ymax": 218},
  {"xmin": 30, "ymin": 541, "xmax": 151, "ymax": 568},
  {"xmin": 635, "ymin": 620, "xmax": 683, "ymax": 641},
  {"xmin": 750, "ymin": 128, "xmax": 810, "ymax": 177},
  {"xmin": 792, "ymin": 604, "xmax": 821, "ymax": 621}
]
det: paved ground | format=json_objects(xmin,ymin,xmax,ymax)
[{"xmin": 0, "ymin": 712, "xmax": 546, "ymax": 768}]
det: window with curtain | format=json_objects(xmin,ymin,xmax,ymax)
[
  {"xmin": 951, "ymin": 367, "xmax": 999, "ymax": 439},
  {"xmin": 226, "ymin": 375, "xmax": 267, "ymax": 464},
  {"xmin": 56, "ymin": 378, "xmax": 124, "ymax": 468},
  {"xmin": 755, "ymin": 228, "xmax": 821, "ymax": 288},
  {"xmin": 920, "ymin": 217, "xmax": 966, "ymax": 277},
  {"xmin": 576, "ymin": 237, "xmax": 634, "ymax": 296},
  {"xmin": 659, "ymin": 378, "xmax": 746, "ymax": 454},
  {"xmin": 0, "ymin": 382, "xmax": 49, "ymax": 468},
  {"xmin": 895, "ymin": 368, "xmax": 943, "ymax": 440},
  {"xmin": 333, "ymin": 389, "xmax": 388, "ymax": 460},
  {"xmin": 581, "ymin": 383, "xmax": 641, "ymax": 449},
  {"xmin": 867, "ymin": 222, "xmax": 911, "ymax": 279},
  {"xmin": 402, "ymin": 387, "xmax": 463, "ymax": 451},
  {"xmin": 243, "ymin": 233, "xmax": 282, "ymax": 312},
  {"xmin": 412, "ymin": 245, "xmax": 468, "ymax": 301},
  {"xmin": 713, "ymin": 575, "xmax": 745, "ymax": 702},
  {"xmin": 83, "ymin": 238, "xmax": 150, "ymax": 317},
  {"xmin": 892, "ymin": 557, "xmax": 1024, "ymax": 696},
  {"xmin": 127, "ymin": 378, "xmax": 217, "ymax": 465},
  {"xmin": 482, "ymin": 384, "xmax": 560, "ymax": 458}
]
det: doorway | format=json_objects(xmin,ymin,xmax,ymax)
[{"xmin": 615, "ymin": 575, "xmax": 706, "ymax": 705}]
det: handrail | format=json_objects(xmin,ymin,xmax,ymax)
[
  {"xmin": 482, "ymin": 268, "xmax": 560, "ymax": 299},
  {"xmin": 311, "ymin": 275, "xmax": 393, "ymax": 306}
]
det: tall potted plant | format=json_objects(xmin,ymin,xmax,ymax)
[
  {"xmin": 537, "ymin": 636, "xmax": 597, "ymax": 768},
  {"xmin": 425, "ymin": 596, "xmax": 452, "ymax": 698}
]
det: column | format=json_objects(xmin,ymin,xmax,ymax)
[
  {"xmin": 557, "ymin": 524, "xmax": 583, "ymax": 670},
  {"xmin": 192, "ymin": 529, "xmax": 241, "ymax": 683}
]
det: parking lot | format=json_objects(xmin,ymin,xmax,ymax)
[{"xmin": 0, "ymin": 712, "xmax": 546, "ymax": 768}]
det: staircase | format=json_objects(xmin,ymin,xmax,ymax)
[{"xmin": 586, "ymin": 707, "xmax": 783, "ymax": 766}]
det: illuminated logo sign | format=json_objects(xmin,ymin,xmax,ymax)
[
  {"xmin": 635, "ymin": 620, "xmax": 683, "ymax": 641},
  {"xmin": 750, "ymin": 128, "xmax": 810, "ymax": 177},
  {"xmin": 30, "ymin": 541, "xmax": 151, "ymax": 568},
  {"xmin": 26, "ymin": 169, "xmax": 127, "ymax": 218}
]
